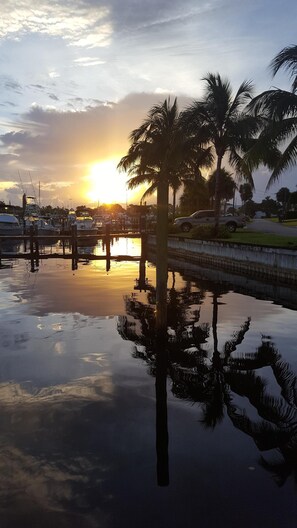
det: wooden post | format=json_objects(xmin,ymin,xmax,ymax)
[
  {"xmin": 141, "ymin": 232, "xmax": 147, "ymax": 261},
  {"xmin": 29, "ymin": 225, "xmax": 35, "ymax": 272},
  {"xmin": 35, "ymin": 225, "xmax": 39, "ymax": 267},
  {"xmin": 0, "ymin": 239, "xmax": 2, "ymax": 268},
  {"xmin": 71, "ymin": 224, "xmax": 78, "ymax": 269},
  {"xmin": 105, "ymin": 223, "xmax": 111, "ymax": 271}
]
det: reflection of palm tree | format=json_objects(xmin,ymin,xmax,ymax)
[
  {"xmin": 185, "ymin": 288, "xmax": 251, "ymax": 428},
  {"xmin": 226, "ymin": 340, "xmax": 297, "ymax": 487},
  {"xmin": 118, "ymin": 276, "xmax": 297, "ymax": 490},
  {"xmin": 118, "ymin": 273, "xmax": 209, "ymax": 375}
]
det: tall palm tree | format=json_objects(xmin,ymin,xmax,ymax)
[
  {"xmin": 181, "ymin": 73, "xmax": 260, "ymax": 231},
  {"xmin": 118, "ymin": 98, "xmax": 184, "ymax": 333},
  {"xmin": 118, "ymin": 98, "xmax": 212, "ymax": 332},
  {"xmin": 246, "ymin": 44, "xmax": 297, "ymax": 188}
]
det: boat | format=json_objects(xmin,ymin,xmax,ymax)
[
  {"xmin": 23, "ymin": 195, "xmax": 59, "ymax": 237},
  {"xmin": 24, "ymin": 216, "xmax": 60, "ymax": 236},
  {"xmin": 75, "ymin": 216, "xmax": 98, "ymax": 236},
  {"xmin": 0, "ymin": 213, "xmax": 23, "ymax": 236}
]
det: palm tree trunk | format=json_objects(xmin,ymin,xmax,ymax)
[
  {"xmin": 214, "ymin": 156, "xmax": 222, "ymax": 234},
  {"xmin": 172, "ymin": 188, "xmax": 176, "ymax": 218},
  {"xmin": 156, "ymin": 178, "xmax": 169, "ymax": 337}
]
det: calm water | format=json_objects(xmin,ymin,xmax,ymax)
[{"xmin": 0, "ymin": 238, "xmax": 297, "ymax": 528}]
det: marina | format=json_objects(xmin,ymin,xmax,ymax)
[{"xmin": 0, "ymin": 237, "xmax": 296, "ymax": 527}]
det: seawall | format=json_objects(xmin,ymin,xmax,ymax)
[{"xmin": 147, "ymin": 235, "xmax": 297, "ymax": 285}]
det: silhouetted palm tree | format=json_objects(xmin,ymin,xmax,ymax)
[
  {"xmin": 118, "ymin": 98, "xmax": 184, "ymax": 332},
  {"xmin": 247, "ymin": 44, "xmax": 297, "ymax": 188},
  {"xmin": 181, "ymin": 73, "xmax": 260, "ymax": 231}
]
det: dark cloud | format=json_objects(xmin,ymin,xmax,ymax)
[
  {"xmin": 48, "ymin": 93, "xmax": 59, "ymax": 101},
  {"xmin": 3, "ymin": 79, "xmax": 22, "ymax": 94},
  {"xmin": 0, "ymin": 101, "xmax": 17, "ymax": 107},
  {"xmin": 30, "ymin": 84, "xmax": 45, "ymax": 90}
]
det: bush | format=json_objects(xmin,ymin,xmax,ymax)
[
  {"xmin": 190, "ymin": 224, "xmax": 231, "ymax": 240},
  {"xmin": 168, "ymin": 223, "xmax": 181, "ymax": 234},
  {"xmin": 285, "ymin": 211, "xmax": 297, "ymax": 220}
]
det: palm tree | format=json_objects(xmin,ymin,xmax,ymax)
[
  {"xmin": 118, "ymin": 98, "xmax": 185, "ymax": 333},
  {"xmin": 207, "ymin": 168, "xmax": 237, "ymax": 211},
  {"xmin": 170, "ymin": 144, "xmax": 213, "ymax": 217},
  {"xmin": 118, "ymin": 98, "xmax": 213, "ymax": 333},
  {"xmin": 181, "ymin": 73, "xmax": 260, "ymax": 232},
  {"xmin": 247, "ymin": 44, "xmax": 297, "ymax": 188}
]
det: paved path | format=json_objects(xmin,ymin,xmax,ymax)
[{"xmin": 248, "ymin": 219, "xmax": 297, "ymax": 237}]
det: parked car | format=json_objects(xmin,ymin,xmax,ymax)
[{"xmin": 174, "ymin": 209, "xmax": 247, "ymax": 233}]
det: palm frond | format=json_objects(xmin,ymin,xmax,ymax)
[
  {"xmin": 267, "ymin": 133, "xmax": 297, "ymax": 188},
  {"xmin": 272, "ymin": 359, "xmax": 297, "ymax": 406},
  {"xmin": 270, "ymin": 44, "xmax": 297, "ymax": 92},
  {"xmin": 248, "ymin": 90, "xmax": 297, "ymax": 119},
  {"xmin": 227, "ymin": 79, "xmax": 254, "ymax": 117}
]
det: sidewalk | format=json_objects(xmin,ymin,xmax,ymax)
[{"xmin": 248, "ymin": 219, "xmax": 297, "ymax": 237}]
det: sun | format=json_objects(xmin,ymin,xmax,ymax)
[{"xmin": 86, "ymin": 160, "xmax": 128, "ymax": 204}]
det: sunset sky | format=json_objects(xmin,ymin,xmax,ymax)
[{"xmin": 0, "ymin": 0, "xmax": 296, "ymax": 208}]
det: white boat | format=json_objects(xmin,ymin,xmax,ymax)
[
  {"xmin": 75, "ymin": 216, "xmax": 98, "ymax": 236},
  {"xmin": 24, "ymin": 216, "xmax": 60, "ymax": 236},
  {"xmin": 0, "ymin": 213, "xmax": 23, "ymax": 236}
]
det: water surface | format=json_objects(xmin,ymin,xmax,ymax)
[{"xmin": 0, "ymin": 238, "xmax": 296, "ymax": 528}]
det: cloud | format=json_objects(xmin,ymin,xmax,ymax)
[
  {"xmin": 74, "ymin": 57, "xmax": 105, "ymax": 67},
  {"xmin": 0, "ymin": 92, "xmax": 191, "ymax": 204},
  {"xmin": 0, "ymin": 1, "xmax": 112, "ymax": 49},
  {"xmin": 0, "ymin": 76, "xmax": 22, "ymax": 94},
  {"xmin": 48, "ymin": 93, "xmax": 59, "ymax": 101}
]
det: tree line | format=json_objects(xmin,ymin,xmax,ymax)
[{"xmin": 118, "ymin": 44, "xmax": 297, "ymax": 231}]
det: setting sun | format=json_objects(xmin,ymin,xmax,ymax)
[{"xmin": 86, "ymin": 160, "xmax": 128, "ymax": 204}]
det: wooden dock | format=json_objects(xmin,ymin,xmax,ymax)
[{"xmin": 0, "ymin": 224, "xmax": 148, "ymax": 272}]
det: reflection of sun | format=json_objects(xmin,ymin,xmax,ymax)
[{"xmin": 86, "ymin": 160, "xmax": 128, "ymax": 204}]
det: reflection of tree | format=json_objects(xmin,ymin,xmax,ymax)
[
  {"xmin": 118, "ymin": 277, "xmax": 297, "ymax": 490},
  {"xmin": 226, "ymin": 340, "xmax": 297, "ymax": 488},
  {"xmin": 118, "ymin": 272, "xmax": 210, "ymax": 377}
]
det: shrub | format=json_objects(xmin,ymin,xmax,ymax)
[
  {"xmin": 285, "ymin": 211, "xmax": 297, "ymax": 220},
  {"xmin": 190, "ymin": 224, "xmax": 231, "ymax": 240},
  {"xmin": 168, "ymin": 223, "xmax": 181, "ymax": 234}
]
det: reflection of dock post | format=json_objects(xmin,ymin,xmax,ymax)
[
  {"xmin": 105, "ymin": 223, "xmax": 111, "ymax": 271},
  {"xmin": 0, "ymin": 239, "xmax": 2, "ymax": 267}
]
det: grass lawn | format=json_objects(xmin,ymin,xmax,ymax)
[
  {"xmin": 224, "ymin": 229, "xmax": 297, "ymax": 248},
  {"xmin": 170, "ymin": 229, "xmax": 297, "ymax": 248},
  {"xmin": 268, "ymin": 217, "xmax": 297, "ymax": 227}
]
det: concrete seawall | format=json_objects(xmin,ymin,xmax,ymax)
[{"xmin": 147, "ymin": 235, "xmax": 297, "ymax": 285}]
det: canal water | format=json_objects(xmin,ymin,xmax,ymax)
[{"xmin": 0, "ymin": 238, "xmax": 296, "ymax": 527}]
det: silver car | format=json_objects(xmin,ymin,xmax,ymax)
[{"xmin": 174, "ymin": 210, "xmax": 246, "ymax": 233}]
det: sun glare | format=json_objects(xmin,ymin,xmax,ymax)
[{"xmin": 86, "ymin": 160, "xmax": 128, "ymax": 204}]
